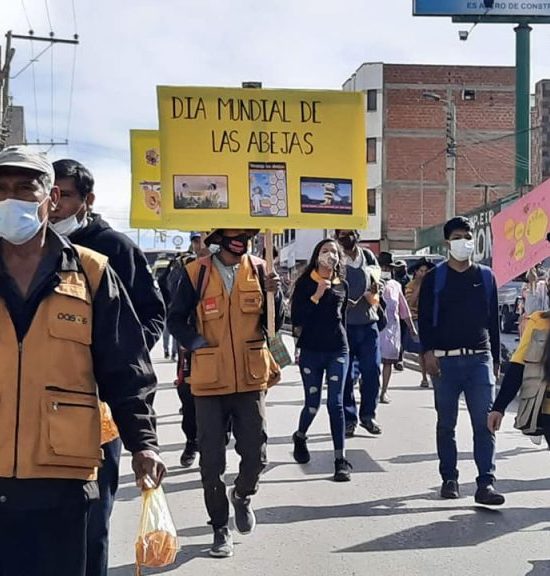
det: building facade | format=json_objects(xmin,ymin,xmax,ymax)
[
  {"xmin": 343, "ymin": 63, "xmax": 517, "ymax": 250},
  {"xmin": 532, "ymin": 79, "xmax": 550, "ymax": 187}
]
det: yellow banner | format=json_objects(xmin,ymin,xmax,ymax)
[
  {"xmin": 157, "ymin": 86, "xmax": 367, "ymax": 230},
  {"xmin": 130, "ymin": 129, "xmax": 162, "ymax": 229}
]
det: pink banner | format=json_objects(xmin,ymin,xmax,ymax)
[{"xmin": 491, "ymin": 180, "xmax": 550, "ymax": 287}]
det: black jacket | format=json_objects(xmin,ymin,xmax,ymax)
[{"xmin": 70, "ymin": 214, "xmax": 165, "ymax": 350}]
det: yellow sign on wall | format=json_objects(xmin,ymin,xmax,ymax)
[
  {"xmin": 157, "ymin": 86, "xmax": 367, "ymax": 230},
  {"xmin": 130, "ymin": 129, "xmax": 162, "ymax": 229}
]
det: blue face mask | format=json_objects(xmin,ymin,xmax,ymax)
[{"xmin": 0, "ymin": 197, "xmax": 48, "ymax": 245}]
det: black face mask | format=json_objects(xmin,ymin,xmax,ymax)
[
  {"xmin": 220, "ymin": 234, "xmax": 248, "ymax": 256},
  {"xmin": 338, "ymin": 235, "xmax": 356, "ymax": 250}
]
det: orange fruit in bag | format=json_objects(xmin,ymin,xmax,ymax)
[{"xmin": 135, "ymin": 529, "xmax": 178, "ymax": 567}]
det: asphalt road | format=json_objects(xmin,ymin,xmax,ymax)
[{"xmin": 109, "ymin": 338, "xmax": 550, "ymax": 576}]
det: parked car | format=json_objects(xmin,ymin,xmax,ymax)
[{"xmin": 498, "ymin": 281, "xmax": 523, "ymax": 333}]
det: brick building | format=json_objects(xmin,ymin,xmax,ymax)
[
  {"xmin": 343, "ymin": 63, "xmax": 517, "ymax": 251},
  {"xmin": 532, "ymin": 79, "xmax": 550, "ymax": 187}
]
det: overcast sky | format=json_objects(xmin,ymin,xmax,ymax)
[{"xmin": 2, "ymin": 0, "xmax": 550, "ymax": 246}]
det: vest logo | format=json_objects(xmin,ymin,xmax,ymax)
[{"xmin": 57, "ymin": 312, "xmax": 88, "ymax": 325}]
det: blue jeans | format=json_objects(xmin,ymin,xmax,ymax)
[
  {"xmin": 432, "ymin": 352, "xmax": 496, "ymax": 487},
  {"xmin": 86, "ymin": 437, "xmax": 122, "ymax": 576},
  {"xmin": 298, "ymin": 348, "xmax": 349, "ymax": 452},
  {"xmin": 344, "ymin": 323, "xmax": 381, "ymax": 426}
]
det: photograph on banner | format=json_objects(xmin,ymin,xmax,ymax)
[
  {"xmin": 491, "ymin": 180, "xmax": 550, "ymax": 287},
  {"xmin": 130, "ymin": 129, "xmax": 163, "ymax": 229},
  {"xmin": 157, "ymin": 86, "xmax": 366, "ymax": 230},
  {"xmin": 249, "ymin": 162, "xmax": 288, "ymax": 217},
  {"xmin": 300, "ymin": 177, "xmax": 352, "ymax": 215},
  {"xmin": 173, "ymin": 175, "xmax": 229, "ymax": 209}
]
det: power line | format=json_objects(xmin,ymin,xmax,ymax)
[
  {"xmin": 19, "ymin": 0, "xmax": 33, "ymax": 31},
  {"xmin": 30, "ymin": 41, "xmax": 40, "ymax": 142},
  {"xmin": 50, "ymin": 42, "xmax": 54, "ymax": 142},
  {"xmin": 44, "ymin": 0, "xmax": 53, "ymax": 33},
  {"xmin": 9, "ymin": 42, "xmax": 52, "ymax": 79},
  {"xmin": 65, "ymin": 45, "xmax": 77, "ymax": 142},
  {"xmin": 70, "ymin": 0, "xmax": 78, "ymax": 34}
]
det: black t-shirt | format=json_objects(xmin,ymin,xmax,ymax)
[
  {"xmin": 418, "ymin": 264, "xmax": 500, "ymax": 361},
  {"xmin": 291, "ymin": 273, "xmax": 348, "ymax": 353}
]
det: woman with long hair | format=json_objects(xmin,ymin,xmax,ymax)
[
  {"xmin": 291, "ymin": 239, "xmax": 352, "ymax": 481},
  {"xmin": 488, "ymin": 310, "xmax": 550, "ymax": 444}
]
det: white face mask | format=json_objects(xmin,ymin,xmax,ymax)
[
  {"xmin": 381, "ymin": 271, "xmax": 392, "ymax": 281},
  {"xmin": 0, "ymin": 197, "xmax": 48, "ymax": 245},
  {"xmin": 52, "ymin": 209, "xmax": 86, "ymax": 237},
  {"xmin": 318, "ymin": 252, "xmax": 338, "ymax": 269},
  {"xmin": 449, "ymin": 238, "xmax": 475, "ymax": 262}
]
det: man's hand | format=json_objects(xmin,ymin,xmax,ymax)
[
  {"xmin": 132, "ymin": 450, "xmax": 166, "ymax": 489},
  {"xmin": 493, "ymin": 362, "xmax": 501, "ymax": 381},
  {"xmin": 487, "ymin": 411, "xmax": 503, "ymax": 433},
  {"xmin": 424, "ymin": 351, "xmax": 441, "ymax": 378},
  {"xmin": 265, "ymin": 272, "xmax": 281, "ymax": 293}
]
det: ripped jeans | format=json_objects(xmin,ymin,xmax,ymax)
[{"xmin": 298, "ymin": 348, "xmax": 349, "ymax": 452}]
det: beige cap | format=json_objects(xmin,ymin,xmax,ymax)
[{"xmin": 0, "ymin": 146, "xmax": 55, "ymax": 185}]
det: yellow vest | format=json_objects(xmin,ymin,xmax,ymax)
[
  {"xmin": 0, "ymin": 246, "xmax": 107, "ymax": 481},
  {"xmin": 186, "ymin": 255, "xmax": 280, "ymax": 396}
]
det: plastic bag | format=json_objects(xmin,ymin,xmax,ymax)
[{"xmin": 135, "ymin": 486, "xmax": 178, "ymax": 574}]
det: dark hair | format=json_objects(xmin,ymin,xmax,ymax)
[
  {"xmin": 53, "ymin": 159, "xmax": 94, "ymax": 199},
  {"xmin": 295, "ymin": 239, "xmax": 345, "ymax": 287},
  {"xmin": 443, "ymin": 216, "xmax": 473, "ymax": 240},
  {"xmin": 334, "ymin": 229, "xmax": 358, "ymax": 238}
]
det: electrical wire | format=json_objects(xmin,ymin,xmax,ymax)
[
  {"xmin": 50, "ymin": 43, "xmax": 54, "ymax": 143},
  {"xmin": 44, "ymin": 0, "xmax": 53, "ymax": 33},
  {"xmin": 30, "ymin": 41, "xmax": 40, "ymax": 143},
  {"xmin": 71, "ymin": 0, "xmax": 78, "ymax": 34},
  {"xmin": 9, "ymin": 42, "xmax": 53, "ymax": 79},
  {"xmin": 20, "ymin": 0, "xmax": 33, "ymax": 31},
  {"xmin": 65, "ymin": 45, "xmax": 77, "ymax": 143}
]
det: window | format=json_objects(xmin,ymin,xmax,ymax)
[
  {"xmin": 462, "ymin": 89, "xmax": 476, "ymax": 101},
  {"xmin": 366, "ymin": 138, "xmax": 377, "ymax": 164},
  {"xmin": 367, "ymin": 89, "xmax": 377, "ymax": 111},
  {"xmin": 367, "ymin": 188, "xmax": 376, "ymax": 215}
]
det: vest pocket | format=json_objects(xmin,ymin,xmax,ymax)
[
  {"xmin": 244, "ymin": 342, "xmax": 270, "ymax": 386},
  {"xmin": 38, "ymin": 390, "xmax": 102, "ymax": 468},
  {"xmin": 190, "ymin": 348, "xmax": 221, "ymax": 390},
  {"xmin": 239, "ymin": 291, "xmax": 263, "ymax": 314}
]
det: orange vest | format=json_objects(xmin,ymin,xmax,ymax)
[
  {"xmin": 0, "ymin": 246, "xmax": 107, "ymax": 481},
  {"xmin": 186, "ymin": 255, "xmax": 280, "ymax": 396}
]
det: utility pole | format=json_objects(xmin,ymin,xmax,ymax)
[
  {"xmin": 445, "ymin": 92, "xmax": 457, "ymax": 220},
  {"xmin": 515, "ymin": 21, "xmax": 531, "ymax": 191},
  {"xmin": 0, "ymin": 30, "xmax": 79, "ymax": 149}
]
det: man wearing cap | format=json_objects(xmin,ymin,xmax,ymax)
[
  {"xmin": 49, "ymin": 158, "xmax": 165, "ymax": 576},
  {"xmin": 168, "ymin": 228, "xmax": 284, "ymax": 558},
  {"xmin": 0, "ymin": 146, "xmax": 165, "ymax": 575}
]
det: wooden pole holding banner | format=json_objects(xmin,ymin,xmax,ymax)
[{"xmin": 264, "ymin": 230, "xmax": 276, "ymax": 338}]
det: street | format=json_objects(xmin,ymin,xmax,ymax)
[{"xmin": 109, "ymin": 338, "xmax": 550, "ymax": 576}]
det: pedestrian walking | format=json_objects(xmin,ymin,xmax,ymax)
[
  {"xmin": 335, "ymin": 229, "xmax": 383, "ymax": 438},
  {"xmin": 168, "ymin": 228, "xmax": 284, "ymax": 558},
  {"xmin": 418, "ymin": 216, "xmax": 504, "ymax": 505},
  {"xmin": 405, "ymin": 257, "xmax": 435, "ymax": 387},
  {"xmin": 291, "ymin": 239, "xmax": 352, "ymax": 481},
  {"xmin": 393, "ymin": 258, "xmax": 410, "ymax": 372},
  {"xmin": 0, "ymin": 146, "xmax": 165, "ymax": 576},
  {"xmin": 488, "ymin": 310, "xmax": 550, "ymax": 444},
  {"xmin": 158, "ymin": 259, "xmax": 179, "ymax": 360},
  {"xmin": 50, "ymin": 158, "xmax": 166, "ymax": 576},
  {"xmin": 378, "ymin": 252, "xmax": 417, "ymax": 404}
]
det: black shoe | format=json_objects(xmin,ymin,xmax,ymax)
[
  {"xmin": 360, "ymin": 418, "xmax": 382, "ymax": 435},
  {"xmin": 475, "ymin": 484, "xmax": 505, "ymax": 506},
  {"xmin": 395, "ymin": 362, "xmax": 404, "ymax": 372},
  {"xmin": 345, "ymin": 424, "xmax": 356, "ymax": 438},
  {"xmin": 334, "ymin": 458, "xmax": 352, "ymax": 482},
  {"xmin": 164, "ymin": 351, "xmax": 170, "ymax": 359},
  {"xmin": 230, "ymin": 488, "xmax": 256, "ymax": 534},
  {"xmin": 179, "ymin": 442, "xmax": 198, "ymax": 468},
  {"xmin": 209, "ymin": 527, "xmax": 234, "ymax": 558},
  {"xmin": 420, "ymin": 379, "xmax": 430, "ymax": 388},
  {"xmin": 440, "ymin": 480, "xmax": 460, "ymax": 499},
  {"xmin": 292, "ymin": 431, "xmax": 310, "ymax": 463},
  {"xmin": 171, "ymin": 354, "xmax": 177, "ymax": 362}
]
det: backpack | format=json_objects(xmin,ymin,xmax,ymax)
[{"xmin": 432, "ymin": 262, "xmax": 494, "ymax": 328}]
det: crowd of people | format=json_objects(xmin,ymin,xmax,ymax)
[{"xmin": 1, "ymin": 145, "xmax": 550, "ymax": 574}]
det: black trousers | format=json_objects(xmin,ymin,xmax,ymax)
[
  {"xmin": 177, "ymin": 382, "xmax": 197, "ymax": 444},
  {"xmin": 0, "ymin": 499, "xmax": 89, "ymax": 576},
  {"xmin": 195, "ymin": 390, "xmax": 267, "ymax": 529}
]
